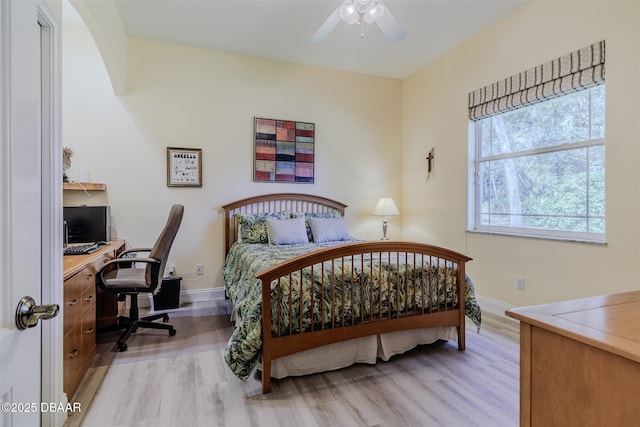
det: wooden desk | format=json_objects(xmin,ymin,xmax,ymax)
[
  {"xmin": 506, "ymin": 291, "xmax": 640, "ymax": 427},
  {"xmin": 63, "ymin": 240, "xmax": 124, "ymax": 399}
]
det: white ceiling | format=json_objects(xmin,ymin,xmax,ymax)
[{"xmin": 104, "ymin": 0, "xmax": 530, "ymax": 79}]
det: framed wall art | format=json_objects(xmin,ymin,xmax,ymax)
[
  {"xmin": 167, "ymin": 147, "xmax": 202, "ymax": 187},
  {"xmin": 254, "ymin": 117, "xmax": 315, "ymax": 183}
]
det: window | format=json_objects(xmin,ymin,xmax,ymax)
[
  {"xmin": 467, "ymin": 41, "xmax": 606, "ymax": 241},
  {"xmin": 470, "ymin": 86, "xmax": 605, "ymax": 241}
]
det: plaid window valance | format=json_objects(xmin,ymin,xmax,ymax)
[{"xmin": 468, "ymin": 40, "xmax": 605, "ymax": 121}]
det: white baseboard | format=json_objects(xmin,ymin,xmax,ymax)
[
  {"xmin": 180, "ymin": 287, "xmax": 226, "ymax": 303},
  {"xmin": 475, "ymin": 294, "xmax": 519, "ymax": 326},
  {"xmin": 137, "ymin": 287, "xmax": 226, "ymax": 309}
]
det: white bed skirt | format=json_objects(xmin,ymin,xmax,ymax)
[{"xmin": 258, "ymin": 326, "xmax": 458, "ymax": 379}]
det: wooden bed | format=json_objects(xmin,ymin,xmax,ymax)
[{"xmin": 222, "ymin": 193, "xmax": 474, "ymax": 393}]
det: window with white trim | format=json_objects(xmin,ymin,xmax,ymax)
[{"xmin": 468, "ymin": 41, "xmax": 606, "ymax": 241}]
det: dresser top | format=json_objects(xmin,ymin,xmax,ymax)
[{"xmin": 507, "ymin": 291, "xmax": 640, "ymax": 363}]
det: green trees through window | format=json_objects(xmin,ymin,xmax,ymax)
[{"xmin": 472, "ymin": 85, "xmax": 605, "ymax": 240}]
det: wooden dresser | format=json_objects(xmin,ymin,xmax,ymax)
[
  {"xmin": 506, "ymin": 291, "xmax": 640, "ymax": 427},
  {"xmin": 63, "ymin": 240, "xmax": 124, "ymax": 399}
]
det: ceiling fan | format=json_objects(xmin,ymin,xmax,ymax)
[{"xmin": 311, "ymin": 0, "xmax": 406, "ymax": 43}]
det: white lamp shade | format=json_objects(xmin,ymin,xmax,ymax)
[{"xmin": 374, "ymin": 198, "xmax": 400, "ymax": 217}]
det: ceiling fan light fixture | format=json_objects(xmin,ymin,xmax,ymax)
[
  {"xmin": 339, "ymin": 3, "xmax": 360, "ymax": 25},
  {"xmin": 364, "ymin": 4, "xmax": 384, "ymax": 24},
  {"xmin": 312, "ymin": 0, "xmax": 405, "ymax": 43},
  {"xmin": 356, "ymin": 0, "xmax": 375, "ymax": 11}
]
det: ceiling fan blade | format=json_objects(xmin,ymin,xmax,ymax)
[
  {"xmin": 311, "ymin": 7, "xmax": 341, "ymax": 42},
  {"xmin": 376, "ymin": 3, "xmax": 406, "ymax": 43}
]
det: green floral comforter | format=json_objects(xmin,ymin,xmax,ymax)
[{"xmin": 223, "ymin": 241, "xmax": 482, "ymax": 381}]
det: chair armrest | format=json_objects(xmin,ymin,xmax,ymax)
[
  {"xmin": 99, "ymin": 257, "xmax": 160, "ymax": 271},
  {"xmin": 115, "ymin": 248, "xmax": 153, "ymax": 269},
  {"xmin": 117, "ymin": 248, "xmax": 153, "ymax": 258}
]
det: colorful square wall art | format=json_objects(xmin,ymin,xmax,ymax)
[{"xmin": 254, "ymin": 117, "xmax": 315, "ymax": 183}]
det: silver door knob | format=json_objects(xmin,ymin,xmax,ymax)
[{"xmin": 15, "ymin": 296, "xmax": 59, "ymax": 330}]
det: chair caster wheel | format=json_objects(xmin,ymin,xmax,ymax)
[
  {"xmin": 169, "ymin": 328, "xmax": 176, "ymax": 337},
  {"xmin": 117, "ymin": 342, "xmax": 128, "ymax": 352},
  {"xmin": 163, "ymin": 314, "xmax": 169, "ymax": 322}
]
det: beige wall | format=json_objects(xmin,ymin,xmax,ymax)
[
  {"xmin": 62, "ymin": 25, "xmax": 402, "ymax": 295},
  {"xmin": 65, "ymin": 0, "xmax": 640, "ymax": 311},
  {"xmin": 402, "ymin": 0, "xmax": 640, "ymax": 310}
]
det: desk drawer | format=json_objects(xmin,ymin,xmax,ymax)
[
  {"xmin": 63, "ymin": 327, "xmax": 81, "ymax": 397},
  {"xmin": 63, "ymin": 278, "xmax": 81, "ymax": 332},
  {"xmin": 81, "ymin": 306, "xmax": 96, "ymax": 356},
  {"xmin": 82, "ymin": 276, "xmax": 96, "ymax": 314},
  {"xmin": 75, "ymin": 265, "xmax": 97, "ymax": 295},
  {"xmin": 93, "ymin": 253, "xmax": 112, "ymax": 273}
]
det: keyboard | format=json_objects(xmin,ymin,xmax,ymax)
[{"xmin": 64, "ymin": 243, "xmax": 99, "ymax": 256}]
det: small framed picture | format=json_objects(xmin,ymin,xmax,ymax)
[{"xmin": 167, "ymin": 147, "xmax": 202, "ymax": 187}]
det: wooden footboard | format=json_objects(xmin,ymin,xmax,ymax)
[{"xmin": 255, "ymin": 241, "xmax": 472, "ymax": 393}]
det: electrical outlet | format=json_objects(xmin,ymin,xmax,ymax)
[
  {"xmin": 196, "ymin": 264, "xmax": 204, "ymax": 275},
  {"xmin": 517, "ymin": 277, "xmax": 525, "ymax": 290}
]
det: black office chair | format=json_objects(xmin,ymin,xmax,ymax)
[{"xmin": 96, "ymin": 204, "xmax": 184, "ymax": 351}]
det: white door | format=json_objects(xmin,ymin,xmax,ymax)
[{"xmin": 0, "ymin": 1, "xmax": 61, "ymax": 427}]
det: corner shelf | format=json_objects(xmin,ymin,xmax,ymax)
[{"xmin": 63, "ymin": 182, "xmax": 107, "ymax": 191}]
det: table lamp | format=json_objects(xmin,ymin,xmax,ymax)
[{"xmin": 373, "ymin": 197, "xmax": 399, "ymax": 240}]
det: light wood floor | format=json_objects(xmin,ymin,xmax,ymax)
[{"xmin": 64, "ymin": 300, "xmax": 520, "ymax": 427}]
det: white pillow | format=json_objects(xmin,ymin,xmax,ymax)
[
  {"xmin": 307, "ymin": 217, "xmax": 351, "ymax": 243},
  {"xmin": 266, "ymin": 216, "xmax": 309, "ymax": 245}
]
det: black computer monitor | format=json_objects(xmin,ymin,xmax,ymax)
[{"xmin": 63, "ymin": 206, "xmax": 111, "ymax": 243}]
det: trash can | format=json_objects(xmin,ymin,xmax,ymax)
[{"xmin": 153, "ymin": 276, "xmax": 181, "ymax": 310}]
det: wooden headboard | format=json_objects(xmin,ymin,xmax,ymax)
[{"xmin": 221, "ymin": 193, "xmax": 347, "ymax": 255}]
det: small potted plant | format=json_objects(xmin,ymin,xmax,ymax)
[{"xmin": 62, "ymin": 147, "xmax": 73, "ymax": 182}]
